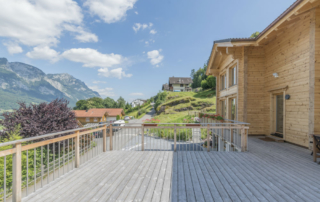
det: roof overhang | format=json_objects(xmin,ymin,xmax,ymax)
[{"xmin": 206, "ymin": 0, "xmax": 318, "ymax": 76}]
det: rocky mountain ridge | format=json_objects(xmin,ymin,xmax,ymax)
[{"xmin": 0, "ymin": 58, "xmax": 100, "ymax": 110}]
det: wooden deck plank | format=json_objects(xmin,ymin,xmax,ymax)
[
  {"xmin": 133, "ymin": 151, "xmax": 165, "ymax": 201},
  {"xmin": 116, "ymin": 152, "xmax": 156, "ymax": 201},
  {"xmin": 123, "ymin": 152, "xmax": 160, "ymax": 202},
  {"xmin": 212, "ymin": 153, "xmax": 259, "ymax": 202},
  {"xmin": 22, "ymin": 137, "xmax": 320, "ymax": 202},
  {"xmin": 64, "ymin": 152, "xmax": 133, "ymax": 202},
  {"xmin": 143, "ymin": 151, "xmax": 168, "ymax": 201},
  {"xmin": 60, "ymin": 152, "xmax": 132, "ymax": 202},
  {"xmin": 170, "ymin": 151, "xmax": 178, "ymax": 202},
  {"xmin": 181, "ymin": 152, "xmax": 196, "ymax": 202},
  {"xmin": 25, "ymin": 151, "xmax": 122, "ymax": 202},
  {"xmin": 189, "ymin": 152, "xmax": 215, "ymax": 202},
  {"xmin": 203, "ymin": 152, "xmax": 241, "ymax": 202},
  {"xmin": 215, "ymin": 152, "xmax": 270, "ymax": 202},
  {"xmin": 151, "ymin": 151, "xmax": 169, "ymax": 202},
  {"xmin": 177, "ymin": 151, "xmax": 187, "ymax": 202},
  {"xmin": 104, "ymin": 152, "xmax": 151, "ymax": 201},
  {"xmin": 90, "ymin": 152, "xmax": 145, "ymax": 201},
  {"xmin": 185, "ymin": 152, "xmax": 205, "ymax": 202},
  {"xmin": 196, "ymin": 151, "xmax": 231, "ymax": 202},
  {"xmin": 160, "ymin": 152, "xmax": 173, "ymax": 202},
  {"xmin": 193, "ymin": 152, "xmax": 223, "ymax": 202}
]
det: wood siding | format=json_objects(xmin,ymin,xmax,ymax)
[
  {"xmin": 314, "ymin": 8, "xmax": 320, "ymax": 143},
  {"xmin": 264, "ymin": 11, "xmax": 311, "ymax": 147},
  {"xmin": 246, "ymin": 47, "xmax": 266, "ymax": 135}
]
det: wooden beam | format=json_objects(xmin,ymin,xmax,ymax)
[
  {"xmin": 12, "ymin": 143, "xmax": 22, "ymax": 202},
  {"xmin": 309, "ymin": 8, "xmax": 316, "ymax": 150},
  {"xmin": 268, "ymin": 85, "xmax": 288, "ymax": 92},
  {"xmin": 75, "ymin": 131, "xmax": 80, "ymax": 168},
  {"xmin": 243, "ymin": 47, "xmax": 248, "ymax": 122},
  {"xmin": 256, "ymin": 0, "xmax": 310, "ymax": 44}
]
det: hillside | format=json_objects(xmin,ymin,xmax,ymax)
[
  {"xmin": 154, "ymin": 89, "xmax": 216, "ymax": 123},
  {"xmin": 0, "ymin": 58, "xmax": 100, "ymax": 110}
]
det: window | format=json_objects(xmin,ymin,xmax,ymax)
[
  {"xmin": 230, "ymin": 98, "xmax": 236, "ymax": 120},
  {"xmin": 93, "ymin": 118, "xmax": 98, "ymax": 122},
  {"xmin": 230, "ymin": 66, "xmax": 237, "ymax": 86},
  {"xmin": 221, "ymin": 100, "xmax": 226, "ymax": 118},
  {"xmin": 86, "ymin": 118, "xmax": 90, "ymax": 122},
  {"xmin": 180, "ymin": 84, "xmax": 183, "ymax": 87},
  {"xmin": 220, "ymin": 74, "xmax": 227, "ymax": 90}
]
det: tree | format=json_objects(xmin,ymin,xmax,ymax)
[
  {"xmin": 0, "ymin": 99, "xmax": 78, "ymax": 139},
  {"xmin": 116, "ymin": 115, "xmax": 120, "ymax": 120},
  {"xmin": 206, "ymin": 75, "xmax": 216, "ymax": 89},
  {"xmin": 103, "ymin": 97, "xmax": 117, "ymax": 108},
  {"xmin": 74, "ymin": 100, "xmax": 88, "ymax": 110},
  {"xmin": 117, "ymin": 96, "xmax": 126, "ymax": 109},
  {"xmin": 250, "ymin": 31, "xmax": 260, "ymax": 38},
  {"xmin": 201, "ymin": 80, "xmax": 209, "ymax": 89},
  {"xmin": 87, "ymin": 97, "xmax": 104, "ymax": 108}
]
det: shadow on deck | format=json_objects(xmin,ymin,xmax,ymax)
[{"xmin": 22, "ymin": 137, "xmax": 320, "ymax": 202}]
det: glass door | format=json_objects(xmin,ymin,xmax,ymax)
[{"xmin": 276, "ymin": 95, "xmax": 284, "ymax": 134}]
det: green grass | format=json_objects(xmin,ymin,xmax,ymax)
[
  {"xmin": 0, "ymin": 125, "xmax": 3, "ymax": 130},
  {"xmin": 126, "ymin": 104, "xmax": 153, "ymax": 119},
  {"xmin": 154, "ymin": 89, "xmax": 216, "ymax": 123}
]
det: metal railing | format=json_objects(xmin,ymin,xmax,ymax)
[
  {"xmin": 0, "ymin": 123, "xmax": 109, "ymax": 202},
  {"xmin": 110, "ymin": 123, "xmax": 249, "ymax": 152},
  {"xmin": 0, "ymin": 122, "xmax": 249, "ymax": 202}
]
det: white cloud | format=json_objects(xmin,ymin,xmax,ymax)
[
  {"xmin": 135, "ymin": 11, "xmax": 138, "ymax": 15},
  {"xmin": 3, "ymin": 42, "xmax": 23, "ymax": 54},
  {"xmin": 61, "ymin": 48, "xmax": 122, "ymax": 68},
  {"xmin": 84, "ymin": 0, "xmax": 137, "ymax": 24},
  {"xmin": 92, "ymin": 81, "xmax": 107, "ymax": 84},
  {"xmin": 0, "ymin": 0, "xmax": 96, "ymax": 48},
  {"xmin": 63, "ymin": 25, "xmax": 98, "ymax": 43},
  {"xmin": 130, "ymin": 93, "xmax": 143, "ymax": 96},
  {"xmin": 150, "ymin": 29, "xmax": 157, "ymax": 34},
  {"xmin": 133, "ymin": 22, "xmax": 153, "ymax": 33},
  {"xmin": 26, "ymin": 46, "xmax": 60, "ymax": 63},
  {"xmin": 145, "ymin": 41, "xmax": 149, "ymax": 45},
  {"xmin": 98, "ymin": 67, "xmax": 132, "ymax": 79},
  {"xmin": 89, "ymin": 86, "xmax": 115, "ymax": 97},
  {"xmin": 147, "ymin": 49, "xmax": 164, "ymax": 65}
]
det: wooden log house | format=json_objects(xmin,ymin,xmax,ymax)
[{"xmin": 206, "ymin": 0, "xmax": 320, "ymax": 149}]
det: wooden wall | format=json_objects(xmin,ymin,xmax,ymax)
[
  {"xmin": 314, "ymin": 8, "xmax": 320, "ymax": 144},
  {"xmin": 246, "ymin": 47, "xmax": 266, "ymax": 134},
  {"xmin": 263, "ymin": 10, "xmax": 311, "ymax": 147}
]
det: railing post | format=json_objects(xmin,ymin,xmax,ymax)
[
  {"xmin": 241, "ymin": 125, "xmax": 247, "ymax": 152},
  {"xmin": 110, "ymin": 124, "xmax": 113, "ymax": 151},
  {"xmin": 141, "ymin": 125, "xmax": 144, "ymax": 151},
  {"xmin": 174, "ymin": 124, "xmax": 177, "ymax": 152},
  {"xmin": 103, "ymin": 125, "xmax": 107, "ymax": 152},
  {"xmin": 12, "ymin": 143, "xmax": 22, "ymax": 202},
  {"xmin": 75, "ymin": 130, "xmax": 80, "ymax": 168},
  {"xmin": 207, "ymin": 124, "xmax": 210, "ymax": 152}
]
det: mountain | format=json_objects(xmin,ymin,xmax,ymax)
[{"xmin": 0, "ymin": 58, "xmax": 100, "ymax": 110}]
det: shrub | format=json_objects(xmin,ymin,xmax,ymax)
[
  {"xmin": 201, "ymin": 80, "xmax": 209, "ymax": 89},
  {"xmin": 0, "ymin": 99, "xmax": 78, "ymax": 139},
  {"xmin": 116, "ymin": 115, "xmax": 120, "ymax": 120}
]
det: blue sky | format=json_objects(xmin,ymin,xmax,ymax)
[{"xmin": 0, "ymin": 0, "xmax": 296, "ymax": 102}]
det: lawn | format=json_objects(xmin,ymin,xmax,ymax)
[
  {"xmin": 153, "ymin": 89, "xmax": 216, "ymax": 123},
  {"xmin": 126, "ymin": 104, "xmax": 153, "ymax": 119}
]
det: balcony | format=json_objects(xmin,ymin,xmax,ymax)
[{"xmin": 0, "ymin": 123, "xmax": 319, "ymax": 202}]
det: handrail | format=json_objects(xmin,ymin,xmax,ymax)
[{"xmin": 0, "ymin": 123, "xmax": 109, "ymax": 147}]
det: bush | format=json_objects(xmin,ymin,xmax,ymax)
[
  {"xmin": 206, "ymin": 75, "xmax": 216, "ymax": 89},
  {"xmin": 201, "ymin": 80, "xmax": 209, "ymax": 89},
  {"xmin": 0, "ymin": 99, "xmax": 78, "ymax": 139},
  {"xmin": 116, "ymin": 115, "xmax": 120, "ymax": 120}
]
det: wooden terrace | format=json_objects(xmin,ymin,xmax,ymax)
[{"xmin": 22, "ymin": 136, "xmax": 320, "ymax": 202}]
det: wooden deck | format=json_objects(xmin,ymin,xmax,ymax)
[{"xmin": 23, "ymin": 137, "xmax": 320, "ymax": 202}]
